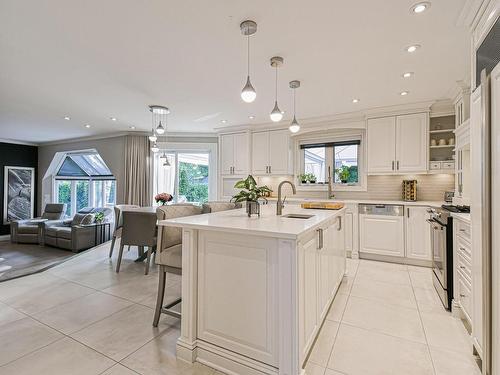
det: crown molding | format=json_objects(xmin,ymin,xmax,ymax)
[
  {"xmin": 38, "ymin": 132, "xmax": 131, "ymax": 147},
  {"xmin": 0, "ymin": 138, "xmax": 38, "ymax": 146},
  {"xmin": 456, "ymin": 0, "xmax": 486, "ymax": 28}
]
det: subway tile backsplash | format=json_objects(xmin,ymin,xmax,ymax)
[{"xmin": 257, "ymin": 174, "xmax": 455, "ymax": 202}]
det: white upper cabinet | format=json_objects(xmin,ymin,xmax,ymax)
[
  {"xmin": 366, "ymin": 116, "xmax": 397, "ymax": 173},
  {"xmin": 251, "ymin": 131, "xmax": 269, "ymax": 175},
  {"xmin": 220, "ymin": 132, "xmax": 249, "ymax": 176},
  {"xmin": 405, "ymin": 206, "xmax": 432, "ymax": 261},
  {"xmin": 367, "ymin": 113, "xmax": 428, "ymax": 174},
  {"xmin": 396, "ymin": 113, "xmax": 428, "ymax": 173},
  {"xmin": 252, "ymin": 129, "xmax": 290, "ymax": 175}
]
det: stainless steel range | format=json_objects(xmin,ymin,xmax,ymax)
[{"xmin": 427, "ymin": 205, "xmax": 470, "ymax": 310}]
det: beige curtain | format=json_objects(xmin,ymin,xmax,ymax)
[{"xmin": 124, "ymin": 135, "xmax": 152, "ymax": 206}]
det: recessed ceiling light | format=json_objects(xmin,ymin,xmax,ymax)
[
  {"xmin": 249, "ymin": 115, "xmax": 255, "ymax": 120},
  {"xmin": 63, "ymin": 116, "xmax": 70, "ymax": 121},
  {"xmin": 352, "ymin": 98, "xmax": 360, "ymax": 103},
  {"xmin": 400, "ymin": 91, "xmax": 409, "ymax": 96},
  {"xmin": 110, "ymin": 117, "xmax": 117, "ymax": 121},
  {"xmin": 411, "ymin": 2, "xmax": 430, "ymax": 14},
  {"xmin": 402, "ymin": 72, "xmax": 414, "ymax": 78},
  {"xmin": 129, "ymin": 126, "xmax": 136, "ymax": 130},
  {"xmin": 84, "ymin": 124, "xmax": 91, "ymax": 128},
  {"xmin": 221, "ymin": 120, "xmax": 227, "ymax": 124},
  {"xmin": 406, "ymin": 44, "xmax": 421, "ymax": 53}
]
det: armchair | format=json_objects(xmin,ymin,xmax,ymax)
[{"xmin": 10, "ymin": 203, "xmax": 66, "ymax": 244}]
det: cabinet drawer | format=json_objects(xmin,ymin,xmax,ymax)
[
  {"xmin": 456, "ymin": 220, "xmax": 471, "ymax": 242},
  {"xmin": 442, "ymin": 161, "xmax": 455, "ymax": 169},
  {"xmin": 457, "ymin": 270, "xmax": 472, "ymax": 321},
  {"xmin": 429, "ymin": 161, "xmax": 441, "ymax": 170},
  {"xmin": 457, "ymin": 248, "xmax": 472, "ymax": 282},
  {"xmin": 456, "ymin": 235, "xmax": 472, "ymax": 259}
]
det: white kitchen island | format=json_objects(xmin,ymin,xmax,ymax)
[{"xmin": 158, "ymin": 204, "xmax": 346, "ymax": 375}]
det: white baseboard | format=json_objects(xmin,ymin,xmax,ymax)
[{"xmin": 0, "ymin": 234, "xmax": 11, "ymax": 242}]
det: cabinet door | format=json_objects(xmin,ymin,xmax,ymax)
[
  {"xmin": 318, "ymin": 230, "xmax": 330, "ymax": 321},
  {"xmin": 252, "ymin": 131, "xmax": 269, "ymax": 175},
  {"xmin": 220, "ymin": 134, "xmax": 234, "ymax": 175},
  {"xmin": 396, "ymin": 113, "xmax": 428, "ymax": 173},
  {"xmin": 359, "ymin": 214, "xmax": 404, "ymax": 257},
  {"xmin": 345, "ymin": 212, "xmax": 353, "ymax": 252},
  {"xmin": 299, "ymin": 235, "xmax": 318, "ymax": 357},
  {"xmin": 367, "ymin": 117, "xmax": 396, "ymax": 173},
  {"xmin": 405, "ymin": 206, "xmax": 432, "ymax": 260},
  {"xmin": 268, "ymin": 129, "xmax": 289, "ymax": 175},
  {"xmin": 233, "ymin": 132, "xmax": 249, "ymax": 175}
]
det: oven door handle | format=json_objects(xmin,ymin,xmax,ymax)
[{"xmin": 427, "ymin": 219, "xmax": 444, "ymax": 230}]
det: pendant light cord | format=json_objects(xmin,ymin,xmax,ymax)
[
  {"xmin": 275, "ymin": 65, "xmax": 278, "ymax": 101},
  {"xmin": 247, "ymin": 35, "xmax": 250, "ymax": 76}
]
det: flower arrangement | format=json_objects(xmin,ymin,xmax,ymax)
[{"xmin": 155, "ymin": 192, "xmax": 173, "ymax": 205}]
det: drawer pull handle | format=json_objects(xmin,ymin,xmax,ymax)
[
  {"xmin": 460, "ymin": 266, "xmax": 466, "ymax": 269},
  {"xmin": 460, "ymin": 294, "xmax": 466, "ymax": 298},
  {"xmin": 460, "ymin": 247, "xmax": 466, "ymax": 251},
  {"xmin": 459, "ymin": 229, "xmax": 466, "ymax": 232}
]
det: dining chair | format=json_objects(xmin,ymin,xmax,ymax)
[
  {"xmin": 116, "ymin": 210, "xmax": 157, "ymax": 275},
  {"xmin": 109, "ymin": 204, "xmax": 140, "ymax": 258},
  {"xmin": 153, "ymin": 204, "xmax": 203, "ymax": 326}
]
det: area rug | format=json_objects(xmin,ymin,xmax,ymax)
[{"xmin": 0, "ymin": 241, "xmax": 77, "ymax": 282}]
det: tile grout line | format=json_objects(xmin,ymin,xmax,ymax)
[
  {"xmin": 408, "ymin": 267, "xmax": 438, "ymax": 375},
  {"xmin": 322, "ymin": 259, "xmax": 359, "ymax": 373}
]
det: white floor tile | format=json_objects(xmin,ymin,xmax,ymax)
[
  {"xmin": 409, "ymin": 271, "xmax": 435, "ymax": 290},
  {"xmin": 0, "ymin": 337, "xmax": 114, "ymax": 375},
  {"xmin": 0, "ymin": 301, "xmax": 26, "ymax": 327},
  {"xmin": 5, "ymin": 279, "xmax": 95, "ymax": 315},
  {"xmin": 356, "ymin": 264, "xmax": 411, "ymax": 286},
  {"xmin": 304, "ymin": 362, "xmax": 326, "ymax": 375},
  {"xmin": 32, "ymin": 291, "xmax": 133, "ymax": 334},
  {"xmin": 0, "ymin": 317, "xmax": 63, "ymax": 366},
  {"xmin": 308, "ymin": 320, "xmax": 339, "ymax": 367},
  {"xmin": 429, "ymin": 346, "xmax": 482, "ymax": 375},
  {"xmin": 342, "ymin": 296, "xmax": 426, "ymax": 343},
  {"xmin": 70, "ymin": 304, "xmax": 175, "ymax": 361},
  {"xmin": 358, "ymin": 259, "xmax": 407, "ymax": 271},
  {"xmin": 0, "ymin": 273, "xmax": 63, "ymax": 302},
  {"xmin": 324, "ymin": 370, "xmax": 345, "ymax": 375},
  {"xmin": 328, "ymin": 324, "xmax": 434, "ymax": 375},
  {"xmin": 337, "ymin": 275, "xmax": 355, "ymax": 294},
  {"xmin": 350, "ymin": 277, "xmax": 417, "ymax": 309},
  {"xmin": 326, "ymin": 293, "xmax": 349, "ymax": 322},
  {"xmin": 420, "ymin": 311, "xmax": 473, "ymax": 354},
  {"xmin": 101, "ymin": 363, "xmax": 140, "ymax": 375}
]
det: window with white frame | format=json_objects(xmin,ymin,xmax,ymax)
[
  {"xmin": 54, "ymin": 153, "xmax": 116, "ymax": 217},
  {"xmin": 298, "ymin": 133, "xmax": 365, "ymax": 190},
  {"xmin": 153, "ymin": 146, "xmax": 216, "ymax": 204}
]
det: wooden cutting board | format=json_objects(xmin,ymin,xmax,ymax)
[{"xmin": 301, "ymin": 202, "xmax": 345, "ymax": 210}]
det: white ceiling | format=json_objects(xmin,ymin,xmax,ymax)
[{"xmin": 0, "ymin": 0, "xmax": 470, "ymax": 144}]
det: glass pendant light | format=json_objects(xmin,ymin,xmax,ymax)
[
  {"xmin": 148, "ymin": 133, "xmax": 157, "ymax": 142},
  {"xmin": 240, "ymin": 21, "xmax": 257, "ymax": 103},
  {"xmin": 289, "ymin": 80, "xmax": 301, "ymax": 133},
  {"xmin": 156, "ymin": 120, "xmax": 165, "ymax": 135},
  {"xmin": 148, "ymin": 105, "xmax": 170, "ymax": 152},
  {"xmin": 269, "ymin": 56, "xmax": 284, "ymax": 122},
  {"xmin": 151, "ymin": 143, "xmax": 159, "ymax": 153}
]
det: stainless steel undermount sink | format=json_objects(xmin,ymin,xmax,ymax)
[{"xmin": 281, "ymin": 214, "xmax": 315, "ymax": 219}]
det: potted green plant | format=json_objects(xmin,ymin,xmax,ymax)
[
  {"xmin": 336, "ymin": 165, "xmax": 350, "ymax": 184},
  {"xmin": 307, "ymin": 173, "xmax": 317, "ymax": 184},
  {"xmin": 298, "ymin": 173, "xmax": 317, "ymax": 184},
  {"xmin": 94, "ymin": 211, "xmax": 105, "ymax": 224},
  {"xmin": 231, "ymin": 175, "xmax": 273, "ymax": 217},
  {"xmin": 298, "ymin": 173, "xmax": 309, "ymax": 184}
]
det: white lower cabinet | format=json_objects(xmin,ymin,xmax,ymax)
[
  {"xmin": 359, "ymin": 212, "xmax": 405, "ymax": 257},
  {"xmin": 298, "ymin": 212, "xmax": 345, "ymax": 365},
  {"xmin": 405, "ymin": 206, "xmax": 432, "ymax": 261}
]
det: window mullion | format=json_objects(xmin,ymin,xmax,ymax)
[{"xmin": 71, "ymin": 181, "xmax": 77, "ymax": 216}]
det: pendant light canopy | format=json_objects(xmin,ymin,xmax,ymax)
[
  {"xmin": 269, "ymin": 56, "xmax": 284, "ymax": 122},
  {"xmin": 240, "ymin": 20, "xmax": 257, "ymax": 103},
  {"xmin": 148, "ymin": 105, "xmax": 170, "ymax": 153},
  {"xmin": 289, "ymin": 80, "xmax": 301, "ymax": 133}
]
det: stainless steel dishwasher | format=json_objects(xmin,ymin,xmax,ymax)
[{"xmin": 358, "ymin": 204, "xmax": 405, "ymax": 258}]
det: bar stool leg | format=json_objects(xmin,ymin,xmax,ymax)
[
  {"xmin": 153, "ymin": 265, "xmax": 166, "ymax": 327},
  {"xmin": 145, "ymin": 246, "xmax": 152, "ymax": 275},
  {"xmin": 109, "ymin": 236, "xmax": 116, "ymax": 258}
]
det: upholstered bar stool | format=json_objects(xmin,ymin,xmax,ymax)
[
  {"xmin": 116, "ymin": 210, "xmax": 157, "ymax": 275},
  {"xmin": 153, "ymin": 204, "xmax": 202, "ymax": 326},
  {"xmin": 109, "ymin": 204, "xmax": 140, "ymax": 258},
  {"xmin": 201, "ymin": 201, "xmax": 241, "ymax": 213}
]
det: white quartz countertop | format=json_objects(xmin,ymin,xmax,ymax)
[
  {"xmin": 264, "ymin": 197, "xmax": 445, "ymax": 207},
  {"xmin": 158, "ymin": 205, "xmax": 345, "ymax": 239}
]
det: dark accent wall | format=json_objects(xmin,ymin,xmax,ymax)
[{"xmin": 0, "ymin": 142, "xmax": 38, "ymax": 235}]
